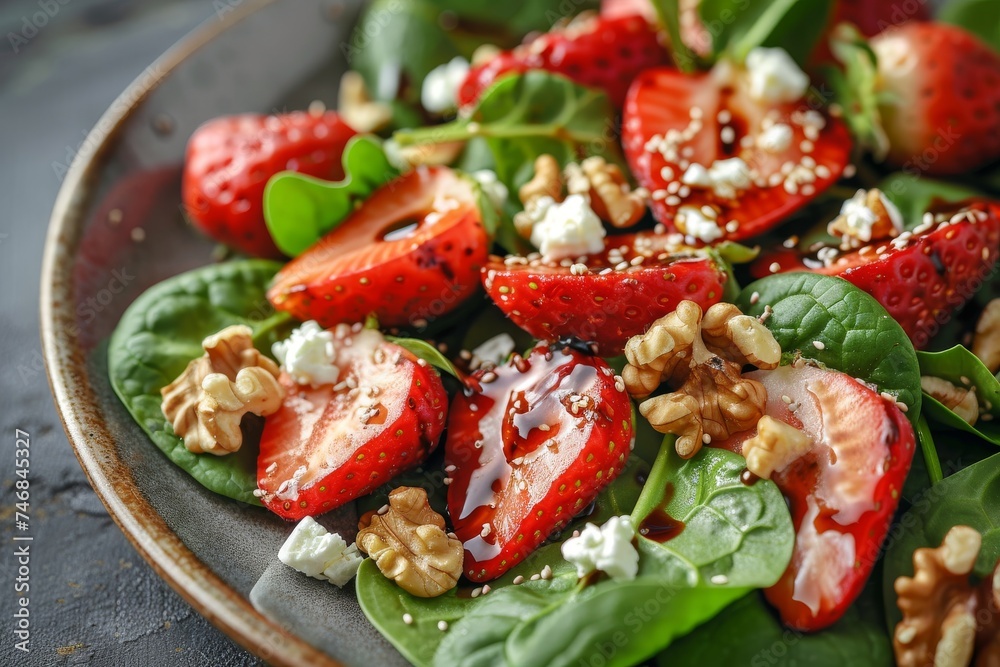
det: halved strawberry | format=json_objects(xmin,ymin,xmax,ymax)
[
  {"xmin": 457, "ymin": 14, "xmax": 669, "ymax": 110},
  {"xmin": 268, "ymin": 167, "xmax": 489, "ymax": 329},
  {"xmin": 482, "ymin": 234, "xmax": 727, "ymax": 356},
  {"xmin": 258, "ymin": 326, "xmax": 448, "ymax": 520},
  {"xmin": 623, "ymin": 65, "xmax": 851, "ymax": 243},
  {"xmin": 717, "ymin": 363, "xmax": 915, "ymax": 630},
  {"xmin": 182, "ymin": 111, "xmax": 356, "ymax": 258},
  {"xmin": 446, "ymin": 342, "xmax": 633, "ymax": 582},
  {"xmin": 756, "ymin": 201, "xmax": 1000, "ymax": 349}
]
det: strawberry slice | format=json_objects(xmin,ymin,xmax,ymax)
[
  {"xmin": 482, "ymin": 234, "xmax": 728, "ymax": 356},
  {"xmin": 457, "ymin": 14, "xmax": 669, "ymax": 110},
  {"xmin": 268, "ymin": 166, "xmax": 489, "ymax": 329},
  {"xmin": 257, "ymin": 326, "xmax": 448, "ymax": 520},
  {"xmin": 623, "ymin": 66, "xmax": 851, "ymax": 243},
  {"xmin": 717, "ymin": 364, "xmax": 915, "ymax": 630},
  {"xmin": 756, "ymin": 201, "xmax": 1000, "ymax": 349},
  {"xmin": 182, "ymin": 111, "xmax": 356, "ymax": 258},
  {"xmin": 446, "ymin": 342, "xmax": 634, "ymax": 582}
]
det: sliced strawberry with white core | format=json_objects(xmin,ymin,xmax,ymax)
[
  {"xmin": 623, "ymin": 65, "xmax": 852, "ymax": 243},
  {"xmin": 719, "ymin": 363, "xmax": 914, "ymax": 630},
  {"xmin": 446, "ymin": 343, "xmax": 633, "ymax": 581},
  {"xmin": 258, "ymin": 326, "xmax": 448, "ymax": 520}
]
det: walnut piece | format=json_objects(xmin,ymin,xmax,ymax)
[
  {"xmin": 624, "ymin": 301, "xmax": 781, "ymax": 458},
  {"xmin": 828, "ymin": 188, "xmax": 902, "ymax": 249},
  {"xmin": 973, "ymin": 299, "xmax": 1000, "ymax": 374},
  {"xmin": 513, "ymin": 153, "xmax": 648, "ymax": 237},
  {"xmin": 922, "ymin": 376, "xmax": 979, "ymax": 426},
  {"xmin": 893, "ymin": 525, "xmax": 999, "ymax": 667},
  {"xmin": 161, "ymin": 325, "xmax": 284, "ymax": 455},
  {"xmin": 337, "ymin": 70, "xmax": 392, "ymax": 134},
  {"xmin": 741, "ymin": 415, "xmax": 812, "ymax": 479},
  {"xmin": 356, "ymin": 487, "xmax": 463, "ymax": 598}
]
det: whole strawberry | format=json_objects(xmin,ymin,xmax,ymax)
[
  {"xmin": 458, "ymin": 14, "xmax": 669, "ymax": 110},
  {"xmin": 872, "ymin": 23, "xmax": 1000, "ymax": 175},
  {"xmin": 182, "ymin": 111, "xmax": 356, "ymax": 258}
]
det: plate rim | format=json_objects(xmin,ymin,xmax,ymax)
[{"xmin": 39, "ymin": 2, "xmax": 344, "ymax": 665}]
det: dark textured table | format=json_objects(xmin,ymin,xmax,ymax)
[{"xmin": 0, "ymin": 1, "xmax": 264, "ymax": 664}]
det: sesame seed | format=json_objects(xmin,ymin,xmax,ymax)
[
  {"xmin": 443, "ymin": 477, "xmax": 453, "ymax": 485},
  {"xmin": 513, "ymin": 575, "xmax": 525, "ymax": 585},
  {"xmin": 530, "ymin": 573, "xmax": 541, "ymax": 581},
  {"xmin": 710, "ymin": 574, "xmax": 729, "ymax": 585},
  {"xmin": 403, "ymin": 613, "xmax": 413, "ymax": 625},
  {"xmin": 961, "ymin": 376, "xmax": 971, "ymax": 385},
  {"xmin": 701, "ymin": 433, "xmax": 712, "ymax": 444},
  {"xmin": 665, "ymin": 195, "xmax": 682, "ymax": 206},
  {"xmin": 471, "ymin": 587, "xmax": 481, "ymax": 598},
  {"xmin": 881, "ymin": 392, "xmax": 895, "ymax": 402},
  {"xmin": 717, "ymin": 110, "xmax": 732, "ymax": 124},
  {"xmin": 782, "ymin": 395, "xmax": 792, "ymax": 404},
  {"xmin": 377, "ymin": 504, "xmax": 390, "ymax": 515},
  {"xmin": 482, "ymin": 585, "xmax": 492, "ymax": 595},
  {"xmin": 540, "ymin": 565, "xmax": 553, "ymax": 580},
  {"xmin": 769, "ymin": 262, "xmax": 781, "ymax": 273},
  {"xmin": 615, "ymin": 261, "xmax": 630, "ymax": 271},
  {"xmin": 750, "ymin": 291, "xmax": 760, "ymax": 305},
  {"xmin": 130, "ymin": 227, "xmax": 146, "ymax": 242},
  {"xmin": 481, "ymin": 523, "xmax": 491, "ymax": 538},
  {"xmin": 813, "ymin": 340, "xmax": 825, "ymax": 350},
  {"xmin": 721, "ymin": 126, "xmax": 735, "ymax": 144},
  {"xmin": 438, "ymin": 620, "xmax": 449, "ymax": 632}
]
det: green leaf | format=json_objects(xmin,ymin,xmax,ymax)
[
  {"xmin": 736, "ymin": 273, "xmax": 923, "ymax": 421},
  {"xmin": 107, "ymin": 260, "xmax": 290, "ymax": 505},
  {"xmin": 939, "ymin": 0, "xmax": 1000, "ymax": 56},
  {"xmin": 357, "ymin": 442, "xmax": 792, "ymax": 666},
  {"xmin": 826, "ymin": 24, "xmax": 889, "ymax": 161},
  {"xmin": 423, "ymin": 0, "xmax": 600, "ymax": 36},
  {"xmin": 877, "ymin": 172, "xmax": 982, "ymax": 228},
  {"xmin": 705, "ymin": 242, "xmax": 758, "ymax": 303},
  {"xmin": 665, "ymin": 588, "xmax": 894, "ymax": 666},
  {"xmin": 882, "ymin": 453, "xmax": 1000, "ymax": 629},
  {"xmin": 698, "ymin": 0, "xmax": 834, "ymax": 64},
  {"xmin": 394, "ymin": 72, "xmax": 622, "ymax": 193},
  {"xmin": 648, "ymin": 0, "xmax": 699, "ymax": 72},
  {"xmin": 632, "ymin": 441, "xmax": 795, "ymax": 589},
  {"xmin": 917, "ymin": 345, "xmax": 1000, "ymax": 446},
  {"xmin": 915, "ymin": 415, "xmax": 943, "ymax": 486},
  {"xmin": 386, "ymin": 336, "xmax": 462, "ymax": 379},
  {"xmin": 263, "ymin": 135, "xmax": 398, "ymax": 256}
]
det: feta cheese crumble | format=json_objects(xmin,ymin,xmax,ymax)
[
  {"xmin": 471, "ymin": 169, "xmax": 509, "ymax": 210},
  {"xmin": 677, "ymin": 205, "xmax": 724, "ymax": 243},
  {"xmin": 278, "ymin": 516, "xmax": 364, "ymax": 586},
  {"xmin": 421, "ymin": 56, "xmax": 470, "ymax": 114},
  {"xmin": 838, "ymin": 189, "xmax": 903, "ymax": 242},
  {"xmin": 272, "ymin": 320, "xmax": 339, "ymax": 387},
  {"xmin": 561, "ymin": 515, "xmax": 639, "ymax": 581},
  {"xmin": 757, "ymin": 123, "xmax": 794, "ymax": 153},
  {"xmin": 682, "ymin": 157, "xmax": 753, "ymax": 200},
  {"xmin": 529, "ymin": 194, "xmax": 606, "ymax": 261},
  {"xmin": 745, "ymin": 47, "xmax": 809, "ymax": 104},
  {"xmin": 471, "ymin": 333, "xmax": 516, "ymax": 368}
]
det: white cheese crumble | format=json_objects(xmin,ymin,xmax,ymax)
[
  {"xmin": 839, "ymin": 189, "xmax": 903, "ymax": 242},
  {"xmin": 561, "ymin": 515, "xmax": 639, "ymax": 581},
  {"xmin": 745, "ymin": 47, "xmax": 809, "ymax": 104},
  {"xmin": 677, "ymin": 205, "xmax": 724, "ymax": 243},
  {"xmin": 682, "ymin": 157, "xmax": 753, "ymax": 200},
  {"xmin": 471, "ymin": 170, "xmax": 509, "ymax": 210},
  {"xmin": 421, "ymin": 56, "xmax": 470, "ymax": 114},
  {"xmin": 278, "ymin": 516, "xmax": 364, "ymax": 586},
  {"xmin": 757, "ymin": 123, "xmax": 794, "ymax": 153},
  {"xmin": 471, "ymin": 333, "xmax": 516, "ymax": 368},
  {"xmin": 272, "ymin": 320, "xmax": 339, "ymax": 387},
  {"xmin": 529, "ymin": 194, "xmax": 607, "ymax": 261}
]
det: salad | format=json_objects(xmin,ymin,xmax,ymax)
[{"xmin": 107, "ymin": 0, "xmax": 1000, "ymax": 665}]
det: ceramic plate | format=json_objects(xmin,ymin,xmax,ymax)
[{"xmin": 40, "ymin": 1, "xmax": 411, "ymax": 664}]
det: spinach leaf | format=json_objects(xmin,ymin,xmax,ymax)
[
  {"xmin": 939, "ymin": 0, "xmax": 1000, "ymax": 56},
  {"xmin": 648, "ymin": 0, "xmax": 699, "ymax": 72},
  {"xmin": 878, "ymin": 172, "xmax": 982, "ymax": 228},
  {"xmin": 664, "ymin": 587, "xmax": 894, "ymax": 666},
  {"xmin": 882, "ymin": 453, "xmax": 1000, "ymax": 629},
  {"xmin": 263, "ymin": 135, "xmax": 398, "ymax": 256},
  {"xmin": 632, "ymin": 441, "xmax": 795, "ymax": 589},
  {"xmin": 698, "ymin": 0, "xmax": 834, "ymax": 64},
  {"xmin": 737, "ymin": 273, "xmax": 923, "ymax": 421},
  {"xmin": 386, "ymin": 336, "xmax": 462, "ymax": 380},
  {"xmin": 915, "ymin": 415, "xmax": 943, "ymax": 487},
  {"xmin": 394, "ymin": 72, "xmax": 622, "ymax": 193},
  {"xmin": 918, "ymin": 345, "xmax": 1000, "ymax": 447},
  {"xmin": 358, "ymin": 441, "xmax": 792, "ymax": 666},
  {"xmin": 425, "ymin": 0, "xmax": 599, "ymax": 37},
  {"xmin": 108, "ymin": 260, "xmax": 290, "ymax": 505}
]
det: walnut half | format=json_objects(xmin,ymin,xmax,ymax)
[
  {"xmin": 894, "ymin": 525, "xmax": 1000, "ymax": 667},
  {"xmin": 161, "ymin": 325, "xmax": 285, "ymax": 455},
  {"xmin": 624, "ymin": 301, "xmax": 781, "ymax": 458},
  {"xmin": 922, "ymin": 376, "xmax": 979, "ymax": 426},
  {"xmin": 356, "ymin": 487, "xmax": 463, "ymax": 598},
  {"xmin": 741, "ymin": 415, "xmax": 812, "ymax": 479}
]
